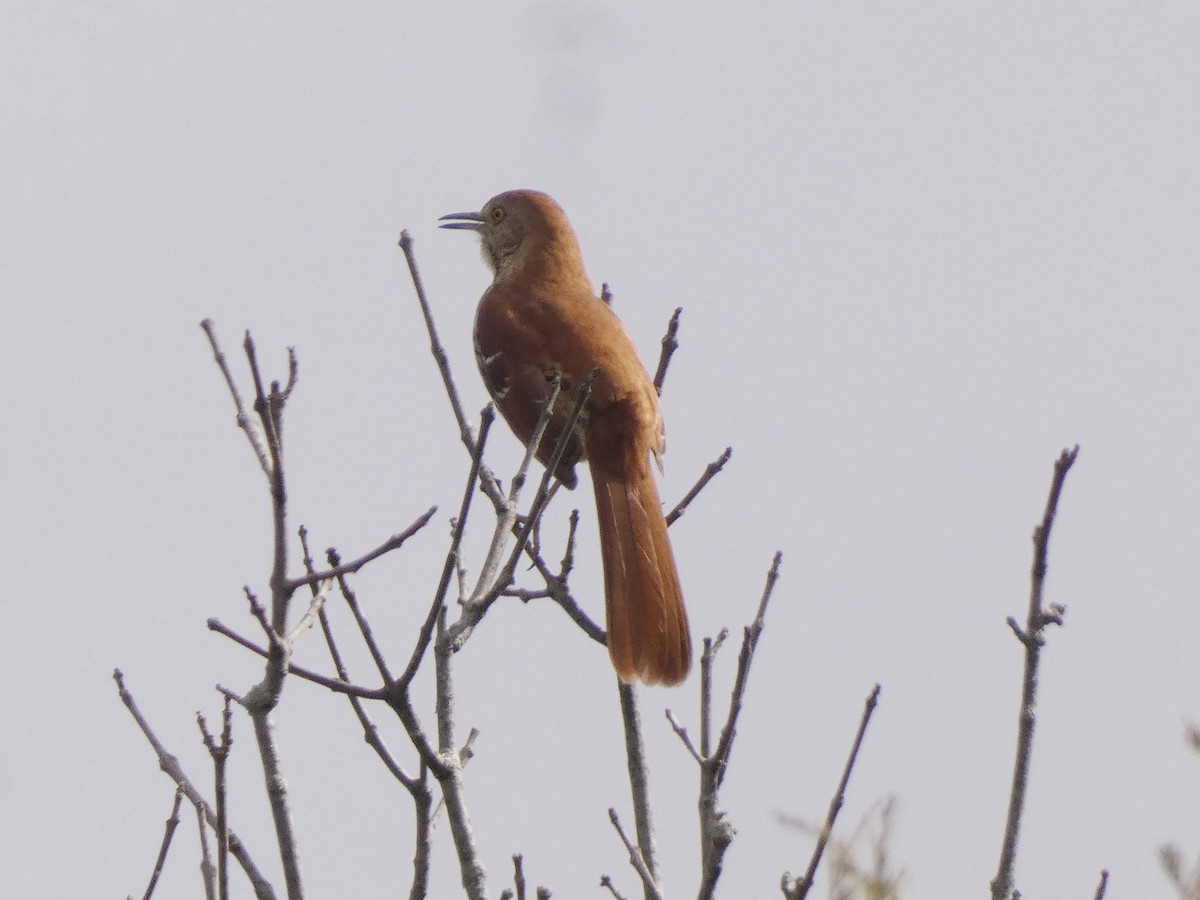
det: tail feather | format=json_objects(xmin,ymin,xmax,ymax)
[{"xmin": 593, "ymin": 461, "xmax": 691, "ymax": 685}]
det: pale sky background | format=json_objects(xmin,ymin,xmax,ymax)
[{"xmin": 3, "ymin": 4, "xmax": 1199, "ymax": 898}]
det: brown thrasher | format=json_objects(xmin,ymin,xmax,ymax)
[{"xmin": 440, "ymin": 190, "xmax": 691, "ymax": 685}]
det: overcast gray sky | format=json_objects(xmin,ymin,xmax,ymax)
[{"xmin": 3, "ymin": 4, "xmax": 1199, "ymax": 898}]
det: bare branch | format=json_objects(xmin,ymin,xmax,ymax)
[
  {"xmin": 432, "ymin": 607, "xmax": 487, "ymax": 900},
  {"xmin": 494, "ymin": 372, "xmax": 596, "ymax": 589},
  {"xmin": 617, "ymin": 682, "xmax": 658, "ymax": 897},
  {"xmin": 699, "ymin": 629, "xmax": 729, "ymax": 759},
  {"xmin": 652, "ymin": 307, "xmax": 682, "ymax": 394},
  {"xmin": 398, "ymin": 230, "xmax": 475, "ymax": 452},
  {"xmin": 248, "ymin": 712, "xmax": 302, "ymax": 899},
  {"xmin": 197, "ymin": 695, "xmax": 234, "ymax": 900},
  {"xmin": 666, "ymin": 447, "xmax": 732, "ymax": 527},
  {"xmin": 113, "ymin": 670, "xmax": 276, "ymax": 900},
  {"xmin": 226, "ymin": 330, "xmax": 306, "ymax": 900},
  {"xmin": 712, "ymin": 552, "xmax": 782, "ymax": 774},
  {"xmin": 782, "ymin": 684, "xmax": 882, "ymax": 900},
  {"xmin": 464, "ymin": 376, "xmax": 565, "ymax": 614},
  {"xmin": 206, "ymin": 619, "xmax": 384, "ymax": 699},
  {"xmin": 599, "ymin": 875, "xmax": 629, "ymax": 900},
  {"xmin": 284, "ymin": 583, "xmax": 330, "ymax": 646},
  {"xmin": 138, "ymin": 788, "xmax": 183, "ymax": 900},
  {"xmin": 283, "ymin": 508, "xmax": 437, "ymax": 595},
  {"xmin": 506, "ymin": 372, "xmax": 564, "ymax": 507},
  {"xmin": 325, "ymin": 551, "xmax": 393, "ymax": 682},
  {"xmin": 664, "ymin": 709, "xmax": 702, "ymax": 764},
  {"xmin": 195, "ymin": 798, "xmax": 216, "ymax": 900},
  {"xmin": 512, "ymin": 854, "xmax": 527, "ymax": 900},
  {"xmin": 200, "ymin": 320, "xmax": 271, "ymax": 477},
  {"xmin": 696, "ymin": 553, "xmax": 782, "ymax": 900},
  {"xmin": 1093, "ymin": 869, "xmax": 1110, "ymax": 900},
  {"xmin": 294, "ymin": 530, "xmax": 430, "ymax": 897},
  {"xmin": 990, "ymin": 445, "xmax": 1080, "ymax": 900},
  {"xmin": 445, "ymin": 372, "xmax": 597, "ymax": 654},
  {"xmin": 516, "ymin": 510, "xmax": 606, "ymax": 645},
  {"xmin": 559, "ymin": 508, "xmax": 580, "ymax": 579},
  {"xmin": 241, "ymin": 587, "xmax": 276, "ymax": 647},
  {"xmin": 607, "ymin": 808, "xmax": 662, "ymax": 900},
  {"xmin": 399, "ymin": 405, "xmax": 494, "ymax": 690}
]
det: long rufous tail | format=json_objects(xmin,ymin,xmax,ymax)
[{"xmin": 592, "ymin": 459, "xmax": 691, "ymax": 685}]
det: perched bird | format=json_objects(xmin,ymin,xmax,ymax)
[{"xmin": 440, "ymin": 190, "xmax": 691, "ymax": 685}]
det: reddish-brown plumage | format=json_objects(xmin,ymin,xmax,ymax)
[{"xmin": 441, "ymin": 190, "xmax": 691, "ymax": 685}]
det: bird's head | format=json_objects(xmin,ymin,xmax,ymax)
[{"xmin": 440, "ymin": 189, "xmax": 585, "ymax": 282}]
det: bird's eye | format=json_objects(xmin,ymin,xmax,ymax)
[{"xmin": 490, "ymin": 206, "xmax": 505, "ymax": 222}]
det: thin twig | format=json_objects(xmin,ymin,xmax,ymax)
[
  {"xmin": 139, "ymin": 788, "xmax": 183, "ymax": 900},
  {"xmin": 608, "ymin": 809, "xmax": 662, "ymax": 900},
  {"xmin": 990, "ymin": 445, "xmax": 1079, "ymax": 900},
  {"xmin": 697, "ymin": 553, "xmax": 783, "ymax": 900},
  {"xmin": 325, "ymin": 549, "xmax": 393, "ymax": 682},
  {"xmin": 617, "ymin": 682, "xmax": 658, "ymax": 898},
  {"xmin": 195, "ymin": 799, "xmax": 216, "ymax": 900},
  {"xmin": 284, "ymin": 583, "xmax": 330, "ymax": 645},
  {"xmin": 496, "ymin": 372, "xmax": 595, "ymax": 590},
  {"xmin": 242, "ymin": 588, "xmax": 276, "ymax": 649},
  {"xmin": 399, "ymin": 230, "xmax": 475, "ymax": 452},
  {"xmin": 652, "ymin": 307, "xmax": 682, "ymax": 394},
  {"xmin": 399, "ymin": 406, "xmax": 494, "ymax": 690},
  {"xmin": 206, "ymin": 619, "xmax": 384, "ymax": 699},
  {"xmin": 782, "ymin": 684, "xmax": 882, "ymax": 900},
  {"xmin": 294, "ymin": 533, "xmax": 429, "ymax": 896},
  {"xmin": 1093, "ymin": 869, "xmax": 1109, "ymax": 900},
  {"xmin": 599, "ymin": 875, "xmax": 629, "ymax": 900},
  {"xmin": 506, "ymin": 372, "xmax": 564, "ymax": 506},
  {"xmin": 283, "ymin": 509, "xmax": 437, "ymax": 595},
  {"xmin": 200, "ymin": 320, "xmax": 271, "ymax": 477},
  {"xmin": 197, "ymin": 696, "xmax": 234, "ymax": 900},
  {"xmin": 467, "ymin": 376, "xmax": 564, "ymax": 610},
  {"xmin": 664, "ymin": 710, "xmax": 702, "ymax": 764},
  {"xmin": 713, "ymin": 552, "xmax": 781, "ymax": 772},
  {"xmin": 512, "ymin": 854, "xmax": 527, "ymax": 900},
  {"xmin": 559, "ymin": 508, "xmax": 579, "ymax": 580},
  {"xmin": 699, "ymin": 630, "xmax": 728, "ymax": 759},
  {"xmin": 666, "ymin": 447, "xmax": 733, "ymax": 526},
  {"xmin": 432, "ymin": 607, "xmax": 487, "ymax": 900}
]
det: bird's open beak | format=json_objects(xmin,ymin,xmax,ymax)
[{"xmin": 438, "ymin": 211, "xmax": 485, "ymax": 231}]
